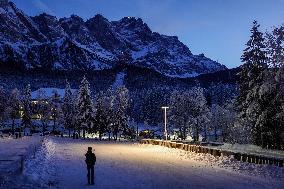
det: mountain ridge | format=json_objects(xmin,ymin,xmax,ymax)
[{"xmin": 0, "ymin": 0, "xmax": 227, "ymax": 77}]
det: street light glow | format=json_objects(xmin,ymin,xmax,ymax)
[{"xmin": 161, "ymin": 106, "xmax": 169, "ymax": 141}]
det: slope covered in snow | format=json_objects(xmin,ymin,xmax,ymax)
[
  {"xmin": 112, "ymin": 71, "xmax": 126, "ymax": 89},
  {"xmin": 0, "ymin": 1, "xmax": 226, "ymax": 77}
]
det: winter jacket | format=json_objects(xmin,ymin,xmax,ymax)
[{"xmin": 85, "ymin": 151, "xmax": 96, "ymax": 166}]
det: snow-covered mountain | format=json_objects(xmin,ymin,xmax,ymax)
[{"xmin": 0, "ymin": 0, "xmax": 227, "ymax": 77}]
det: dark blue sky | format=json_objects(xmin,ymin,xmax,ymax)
[{"xmin": 11, "ymin": 0, "xmax": 284, "ymax": 68}]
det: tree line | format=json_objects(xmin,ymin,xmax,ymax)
[
  {"xmin": 234, "ymin": 21, "xmax": 284, "ymax": 149},
  {"xmin": 166, "ymin": 21, "xmax": 284, "ymax": 149},
  {"xmin": 0, "ymin": 77, "xmax": 132, "ymax": 140}
]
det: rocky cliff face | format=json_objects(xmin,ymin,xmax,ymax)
[{"xmin": 0, "ymin": 1, "xmax": 226, "ymax": 77}]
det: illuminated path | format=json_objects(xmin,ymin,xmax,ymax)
[{"xmin": 24, "ymin": 137, "xmax": 283, "ymax": 189}]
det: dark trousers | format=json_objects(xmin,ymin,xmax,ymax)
[{"xmin": 87, "ymin": 165, "xmax": 94, "ymax": 184}]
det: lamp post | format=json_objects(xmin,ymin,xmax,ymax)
[{"xmin": 161, "ymin": 106, "xmax": 169, "ymax": 141}]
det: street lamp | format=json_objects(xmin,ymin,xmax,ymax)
[{"xmin": 161, "ymin": 106, "xmax": 169, "ymax": 141}]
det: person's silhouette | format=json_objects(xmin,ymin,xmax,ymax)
[{"xmin": 85, "ymin": 147, "xmax": 96, "ymax": 185}]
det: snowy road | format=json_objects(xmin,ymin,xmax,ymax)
[{"xmin": 24, "ymin": 137, "xmax": 284, "ymax": 189}]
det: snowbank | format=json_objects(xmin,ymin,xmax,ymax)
[
  {"xmin": 211, "ymin": 143, "xmax": 284, "ymax": 160},
  {"xmin": 138, "ymin": 144, "xmax": 284, "ymax": 180},
  {"xmin": 0, "ymin": 136, "xmax": 43, "ymax": 188}
]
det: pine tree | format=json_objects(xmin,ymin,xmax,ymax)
[
  {"xmin": 236, "ymin": 20, "xmax": 268, "ymax": 146},
  {"xmin": 169, "ymin": 90, "xmax": 192, "ymax": 140},
  {"xmin": 238, "ymin": 20, "xmax": 267, "ymax": 109},
  {"xmin": 0, "ymin": 86, "xmax": 7, "ymax": 128},
  {"xmin": 104, "ymin": 89, "xmax": 115, "ymax": 140},
  {"xmin": 62, "ymin": 81, "xmax": 75, "ymax": 137},
  {"xmin": 21, "ymin": 84, "xmax": 32, "ymax": 137},
  {"xmin": 94, "ymin": 92, "xmax": 107, "ymax": 140},
  {"xmin": 210, "ymin": 101, "xmax": 236, "ymax": 142},
  {"xmin": 36, "ymin": 89, "xmax": 51, "ymax": 135},
  {"xmin": 50, "ymin": 90, "xmax": 62, "ymax": 133},
  {"xmin": 192, "ymin": 87, "xmax": 211, "ymax": 142},
  {"xmin": 169, "ymin": 87, "xmax": 210, "ymax": 141},
  {"xmin": 7, "ymin": 88, "xmax": 21, "ymax": 135},
  {"xmin": 266, "ymin": 26, "xmax": 284, "ymax": 68},
  {"xmin": 140, "ymin": 88, "xmax": 167, "ymax": 125},
  {"xmin": 251, "ymin": 60, "xmax": 284, "ymax": 149},
  {"xmin": 241, "ymin": 20, "xmax": 267, "ymax": 68},
  {"xmin": 76, "ymin": 76, "xmax": 95, "ymax": 139},
  {"xmin": 113, "ymin": 86, "xmax": 129, "ymax": 140}
]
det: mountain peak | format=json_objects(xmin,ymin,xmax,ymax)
[
  {"xmin": 32, "ymin": 13, "xmax": 65, "ymax": 41},
  {"xmin": 70, "ymin": 14, "xmax": 83, "ymax": 21},
  {"xmin": 116, "ymin": 17, "xmax": 151, "ymax": 33},
  {"xmin": 86, "ymin": 14, "xmax": 111, "ymax": 32},
  {"xmin": 0, "ymin": 1, "xmax": 227, "ymax": 77},
  {"xmin": 59, "ymin": 14, "xmax": 84, "ymax": 24},
  {"xmin": 34, "ymin": 12, "xmax": 57, "ymax": 21},
  {"xmin": 87, "ymin": 14, "xmax": 109, "ymax": 24},
  {"xmin": 86, "ymin": 14, "xmax": 124, "ymax": 51}
]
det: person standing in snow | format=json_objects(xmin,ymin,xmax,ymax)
[{"xmin": 85, "ymin": 147, "xmax": 96, "ymax": 185}]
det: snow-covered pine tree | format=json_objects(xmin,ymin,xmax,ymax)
[
  {"xmin": 140, "ymin": 88, "xmax": 167, "ymax": 125},
  {"xmin": 207, "ymin": 82, "xmax": 237, "ymax": 106},
  {"xmin": 210, "ymin": 104, "xmax": 222, "ymax": 141},
  {"xmin": 76, "ymin": 76, "xmax": 95, "ymax": 139},
  {"xmin": 104, "ymin": 88, "xmax": 115, "ymax": 140},
  {"xmin": 192, "ymin": 87, "xmax": 211, "ymax": 142},
  {"xmin": 21, "ymin": 84, "xmax": 32, "ymax": 137},
  {"xmin": 36, "ymin": 89, "xmax": 51, "ymax": 135},
  {"xmin": 210, "ymin": 101, "xmax": 236, "ymax": 142},
  {"xmin": 236, "ymin": 20, "xmax": 268, "ymax": 146},
  {"xmin": 255, "ymin": 27, "xmax": 284, "ymax": 148},
  {"xmin": 238, "ymin": 20, "xmax": 267, "ymax": 109},
  {"xmin": 169, "ymin": 87, "xmax": 210, "ymax": 141},
  {"xmin": 262, "ymin": 26, "xmax": 284, "ymax": 149},
  {"xmin": 7, "ymin": 88, "xmax": 21, "ymax": 135},
  {"xmin": 94, "ymin": 92, "xmax": 107, "ymax": 140},
  {"xmin": 266, "ymin": 26, "xmax": 284, "ymax": 68},
  {"xmin": 170, "ymin": 90, "xmax": 190, "ymax": 140},
  {"xmin": 50, "ymin": 89, "xmax": 62, "ymax": 133},
  {"xmin": 169, "ymin": 90, "xmax": 192, "ymax": 140},
  {"xmin": 241, "ymin": 20, "xmax": 267, "ymax": 69},
  {"xmin": 0, "ymin": 86, "xmax": 7, "ymax": 128},
  {"xmin": 62, "ymin": 81, "xmax": 75, "ymax": 137},
  {"xmin": 113, "ymin": 86, "xmax": 129, "ymax": 140},
  {"xmin": 255, "ymin": 68, "xmax": 283, "ymax": 149}
]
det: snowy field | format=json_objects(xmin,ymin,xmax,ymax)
[{"xmin": 2, "ymin": 137, "xmax": 284, "ymax": 189}]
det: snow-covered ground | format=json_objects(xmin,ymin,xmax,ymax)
[
  {"xmin": 0, "ymin": 136, "xmax": 42, "ymax": 173},
  {"xmin": 15, "ymin": 137, "xmax": 284, "ymax": 189},
  {"xmin": 209, "ymin": 143, "xmax": 284, "ymax": 160},
  {"xmin": 0, "ymin": 135, "xmax": 43, "ymax": 188}
]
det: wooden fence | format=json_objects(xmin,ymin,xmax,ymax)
[{"xmin": 140, "ymin": 139, "xmax": 284, "ymax": 167}]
